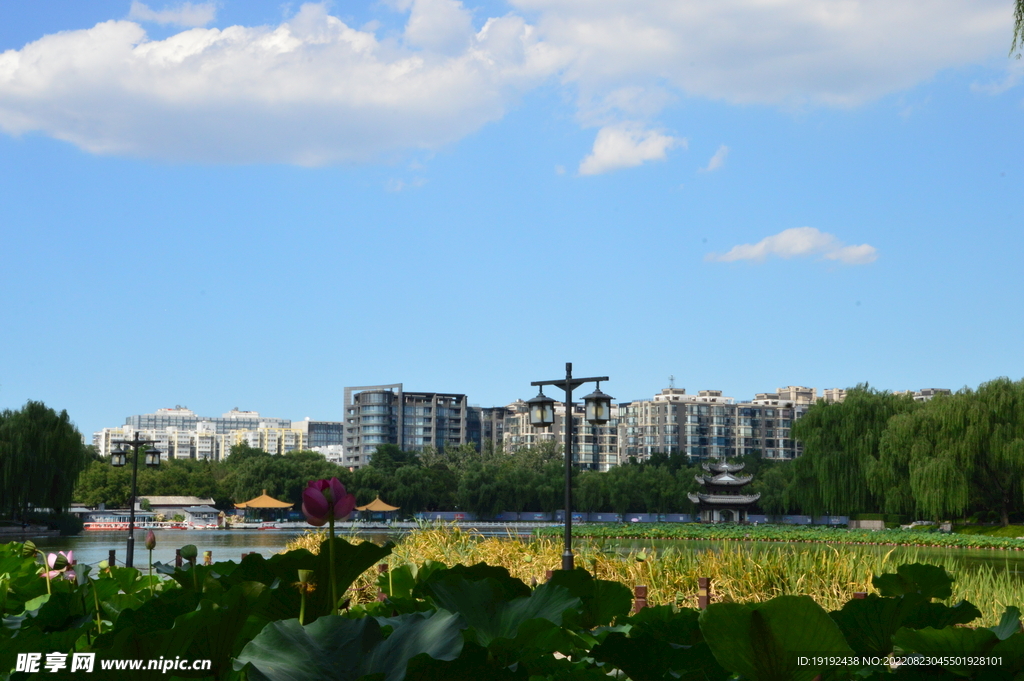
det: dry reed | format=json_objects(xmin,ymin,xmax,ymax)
[{"xmin": 285, "ymin": 524, "xmax": 1024, "ymax": 625}]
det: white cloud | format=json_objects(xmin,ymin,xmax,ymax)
[
  {"xmin": 971, "ymin": 59, "xmax": 1024, "ymax": 95},
  {"xmin": 706, "ymin": 227, "xmax": 878, "ymax": 265},
  {"xmin": 0, "ymin": 0, "xmax": 1016, "ymax": 165},
  {"xmin": 578, "ymin": 123, "xmax": 683, "ymax": 175},
  {"xmin": 0, "ymin": 2, "xmax": 562, "ymax": 164},
  {"xmin": 700, "ymin": 144, "xmax": 729, "ymax": 172},
  {"xmin": 386, "ymin": 177, "xmax": 428, "ymax": 191},
  {"xmin": 515, "ymin": 0, "xmax": 1012, "ymax": 108},
  {"xmin": 403, "ymin": 0, "xmax": 475, "ymax": 54},
  {"xmin": 128, "ymin": 2, "xmax": 217, "ymax": 28}
]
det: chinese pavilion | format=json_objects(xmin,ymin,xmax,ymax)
[{"xmin": 688, "ymin": 461, "xmax": 760, "ymax": 523}]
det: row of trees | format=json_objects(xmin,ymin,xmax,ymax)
[
  {"xmin": 0, "ymin": 401, "xmax": 90, "ymax": 519},
  {"xmin": 785, "ymin": 378, "xmax": 1024, "ymax": 525},
  {"xmin": 72, "ymin": 439, "xmax": 793, "ymax": 518},
  {"xmin": 67, "ymin": 376, "xmax": 1024, "ymax": 523}
]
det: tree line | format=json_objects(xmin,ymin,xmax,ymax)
[
  {"xmin": 782, "ymin": 378, "xmax": 1024, "ymax": 525},
  {"xmin": 71, "ymin": 438, "xmax": 797, "ymax": 518}
]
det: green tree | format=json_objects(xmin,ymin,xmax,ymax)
[
  {"xmin": 790, "ymin": 386, "xmax": 919, "ymax": 515},
  {"xmin": 368, "ymin": 444, "xmax": 419, "ymax": 472},
  {"xmin": 752, "ymin": 460, "xmax": 795, "ymax": 516},
  {"xmin": 576, "ymin": 470, "xmax": 610, "ymax": 513},
  {"xmin": 0, "ymin": 401, "xmax": 89, "ymax": 518},
  {"xmin": 456, "ymin": 461, "xmax": 501, "ymax": 517},
  {"xmin": 880, "ymin": 378, "xmax": 1024, "ymax": 525}
]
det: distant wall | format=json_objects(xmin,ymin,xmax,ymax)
[
  {"xmin": 420, "ymin": 511, "xmax": 849, "ymax": 524},
  {"xmin": 848, "ymin": 519, "xmax": 885, "ymax": 531}
]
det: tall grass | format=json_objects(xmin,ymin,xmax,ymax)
[{"xmin": 286, "ymin": 525, "xmax": 1024, "ymax": 625}]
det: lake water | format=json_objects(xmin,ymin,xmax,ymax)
[
  {"xmin": 22, "ymin": 528, "xmax": 1024, "ymax": 575},
  {"xmin": 26, "ymin": 529, "xmax": 367, "ymax": 567}
]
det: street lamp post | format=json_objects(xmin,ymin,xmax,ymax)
[
  {"xmin": 110, "ymin": 435, "xmax": 161, "ymax": 568},
  {"xmin": 529, "ymin": 362, "xmax": 612, "ymax": 571}
]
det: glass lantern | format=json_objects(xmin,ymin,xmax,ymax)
[
  {"xmin": 110, "ymin": 445, "xmax": 127, "ymax": 467},
  {"xmin": 144, "ymin": 447, "xmax": 161, "ymax": 467},
  {"xmin": 583, "ymin": 385, "xmax": 613, "ymax": 424},
  {"xmin": 527, "ymin": 390, "xmax": 556, "ymax": 428}
]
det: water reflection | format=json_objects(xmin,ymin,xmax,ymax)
[{"xmin": 27, "ymin": 530, "xmax": 395, "ymax": 567}]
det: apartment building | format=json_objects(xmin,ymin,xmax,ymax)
[
  {"xmin": 343, "ymin": 384, "xmax": 470, "ymax": 466},
  {"xmin": 467, "ymin": 406, "xmax": 509, "ymax": 451},
  {"xmin": 124, "ymin": 406, "xmax": 291, "ymax": 434},
  {"xmin": 501, "ymin": 400, "xmax": 620, "ymax": 471},
  {"xmin": 228, "ymin": 426, "xmax": 305, "ymax": 455},
  {"xmin": 892, "ymin": 388, "xmax": 953, "ymax": 402},
  {"xmin": 94, "ymin": 422, "xmax": 307, "ymax": 460},
  {"xmin": 95, "ymin": 407, "xmax": 300, "ymax": 460},
  {"xmin": 618, "ymin": 386, "xmax": 814, "ymax": 462},
  {"xmin": 94, "ymin": 424, "xmax": 227, "ymax": 461},
  {"xmin": 292, "ymin": 419, "xmax": 346, "ymax": 449}
]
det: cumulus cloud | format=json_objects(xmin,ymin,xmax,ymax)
[
  {"xmin": 0, "ymin": 0, "xmax": 1016, "ymax": 165},
  {"xmin": 0, "ymin": 2, "xmax": 561, "ymax": 164},
  {"xmin": 515, "ymin": 0, "xmax": 1012, "ymax": 109},
  {"xmin": 128, "ymin": 2, "xmax": 217, "ymax": 28},
  {"xmin": 706, "ymin": 227, "xmax": 878, "ymax": 265},
  {"xmin": 700, "ymin": 144, "xmax": 729, "ymax": 172},
  {"xmin": 578, "ymin": 123, "xmax": 683, "ymax": 175}
]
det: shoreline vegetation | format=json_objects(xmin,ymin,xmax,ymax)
[
  {"xmin": 7, "ymin": 533, "xmax": 1023, "ymax": 680},
  {"xmin": 287, "ymin": 525, "xmax": 1024, "ymax": 626},
  {"xmin": 534, "ymin": 522, "xmax": 1024, "ymax": 551}
]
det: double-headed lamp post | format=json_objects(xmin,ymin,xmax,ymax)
[
  {"xmin": 110, "ymin": 435, "xmax": 161, "ymax": 568},
  {"xmin": 528, "ymin": 362, "xmax": 612, "ymax": 571}
]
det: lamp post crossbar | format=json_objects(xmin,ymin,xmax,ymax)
[
  {"xmin": 111, "ymin": 435, "xmax": 158, "ymax": 568},
  {"xmin": 528, "ymin": 363, "xmax": 611, "ymax": 572}
]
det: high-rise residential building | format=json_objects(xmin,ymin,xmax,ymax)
[
  {"xmin": 467, "ymin": 406, "xmax": 509, "ymax": 452},
  {"xmin": 94, "ymin": 424, "xmax": 228, "ymax": 461},
  {"xmin": 293, "ymin": 418, "xmax": 346, "ymax": 449},
  {"xmin": 293, "ymin": 418, "xmax": 350, "ymax": 466},
  {"xmin": 124, "ymin": 407, "xmax": 290, "ymax": 434},
  {"xmin": 95, "ymin": 407, "xmax": 298, "ymax": 461},
  {"xmin": 227, "ymin": 426, "xmax": 305, "ymax": 455},
  {"xmin": 892, "ymin": 388, "xmax": 953, "ymax": 402},
  {"xmin": 617, "ymin": 386, "xmax": 813, "ymax": 462},
  {"xmin": 343, "ymin": 384, "xmax": 470, "ymax": 465},
  {"xmin": 820, "ymin": 388, "xmax": 847, "ymax": 403},
  {"xmin": 501, "ymin": 400, "xmax": 620, "ymax": 471},
  {"xmin": 93, "ymin": 422, "xmax": 307, "ymax": 460}
]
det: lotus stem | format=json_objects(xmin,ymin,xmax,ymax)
[{"xmin": 329, "ymin": 516, "xmax": 338, "ymax": 615}]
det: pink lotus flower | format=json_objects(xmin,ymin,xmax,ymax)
[
  {"xmin": 302, "ymin": 478, "xmax": 356, "ymax": 526},
  {"xmin": 44, "ymin": 550, "xmax": 73, "ymax": 580}
]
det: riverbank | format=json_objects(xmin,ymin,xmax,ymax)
[
  {"xmin": 0, "ymin": 524, "xmax": 59, "ymax": 537},
  {"xmin": 535, "ymin": 523, "xmax": 1024, "ymax": 551}
]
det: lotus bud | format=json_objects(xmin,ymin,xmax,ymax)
[
  {"xmin": 145, "ymin": 530, "xmax": 156, "ymax": 551},
  {"xmin": 302, "ymin": 477, "xmax": 357, "ymax": 526},
  {"xmin": 179, "ymin": 544, "xmax": 198, "ymax": 562}
]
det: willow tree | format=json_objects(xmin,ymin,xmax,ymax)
[
  {"xmin": 0, "ymin": 401, "xmax": 89, "ymax": 518},
  {"xmin": 873, "ymin": 407, "xmax": 950, "ymax": 516},
  {"xmin": 1014, "ymin": 0, "xmax": 1024, "ymax": 58},
  {"xmin": 891, "ymin": 378, "xmax": 1024, "ymax": 525},
  {"xmin": 789, "ymin": 385, "xmax": 919, "ymax": 515}
]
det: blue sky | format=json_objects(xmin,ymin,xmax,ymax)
[{"xmin": 1, "ymin": 0, "xmax": 1022, "ymax": 439}]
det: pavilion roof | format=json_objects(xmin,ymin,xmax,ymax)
[
  {"xmin": 695, "ymin": 472, "xmax": 753, "ymax": 486},
  {"xmin": 357, "ymin": 497, "xmax": 400, "ymax": 512},
  {"xmin": 234, "ymin": 489, "xmax": 293, "ymax": 509}
]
